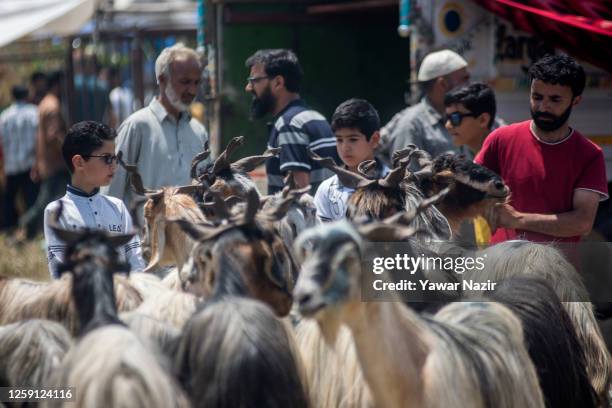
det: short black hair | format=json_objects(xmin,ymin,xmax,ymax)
[
  {"xmin": 444, "ymin": 82, "xmax": 497, "ymax": 129},
  {"xmin": 47, "ymin": 70, "xmax": 64, "ymax": 89},
  {"xmin": 528, "ymin": 54, "xmax": 586, "ymax": 97},
  {"xmin": 62, "ymin": 121, "xmax": 116, "ymax": 173},
  {"xmin": 331, "ymin": 98, "xmax": 380, "ymax": 141},
  {"xmin": 30, "ymin": 71, "xmax": 46, "ymax": 84},
  {"xmin": 12, "ymin": 85, "xmax": 29, "ymax": 101},
  {"xmin": 245, "ymin": 49, "xmax": 303, "ymax": 93}
]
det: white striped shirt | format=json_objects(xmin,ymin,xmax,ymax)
[
  {"xmin": 44, "ymin": 185, "xmax": 146, "ymax": 278},
  {"xmin": 0, "ymin": 102, "xmax": 38, "ymax": 175}
]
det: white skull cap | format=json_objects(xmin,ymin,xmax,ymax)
[{"xmin": 417, "ymin": 49, "xmax": 468, "ymax": 82}]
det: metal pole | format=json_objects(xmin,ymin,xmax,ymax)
[{"xmin": 398, "ymin": 0, "xmax": 411, "ymax": 38}]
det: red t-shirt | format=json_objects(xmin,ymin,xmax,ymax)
[{"xmin": 475, "ymin": 120, "xmax": 608, "ymax": 243}]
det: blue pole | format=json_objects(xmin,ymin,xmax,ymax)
[
  {"xmin": 197, "ymin": 0, "xmax": 206, "ymax": 53},
  {"xmin": 398, "ymin": 0, "xmax": 411, "ymax": 38}
]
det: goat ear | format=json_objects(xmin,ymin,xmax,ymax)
[
  {"xmin": 50, "ymin": 226, "xmax": 82, "ymax": 246},
  {"xmin": 211, "ymin": 136, "xmax": 245, "ymax": 174},
  {"xmin": 357, "ymin": 222, "xmax": 419, "ymax": 242},
  {"xmin": 170, "ymin": 219, "xmax": 209, "ymax": 241},
  {"xmin": 175, "ymin": 185, "xmax": 205, "ymax": 197},
  {"xmin": 308, "ymin": 150, "xmax": 371, "ymax": 189},
  {"xmin": 231, "ymin": 146, "xmax": 281, "ymax": 174},
  {"xmin": 107, "ymin": 233, "xmax": 136, "ymax": 248}
]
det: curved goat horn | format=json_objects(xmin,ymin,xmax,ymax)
[
  {"xmin": 357, "ymin": 160, "xmax": 378, "ymax": 179},
  {"xmin": 231, "ymin": 146, "xmax": 281, "ymax": 174},
  {"xmin": 378, "ymin": 156, "xmax": 411, "ymax": 188},
  {"xmin": 190, "ymin": 148, "xmax": 211, "ymax": 179},
  {"xmin": 242, "ymin": 188, "xmax": 260, "ymax": 225},
  {"xmin": 391, "ymin": 144, "xmax": 417, "ymax": 168},
  {"xmin": 211, "ymin": 136, "xmax": 245, "ymax": 175},
  {"xmin": 117, "ymin": 150, "xmax": 162, "ymax": 196},
  {"xmin": 308, "ymin": 150, "xmax": 373, "ymax": 189}
]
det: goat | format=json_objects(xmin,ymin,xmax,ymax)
[
  {"xmin": 42, "ymin": 209, "xmax": 189, "ymax": 408},
  {"xmin": 118, "ymin": 151, "xmax": 208, "ymax": 275},
  {"xmin": 294, "ymin": 220, "xmax": 544, "ymax": 408},
  {"xmin": 0, "ymin": 320, "xmax": 72, "ymax": 391},
  {"xmin": 175, "ymin": 296, "xmax": 309, "ymax": 408},
  {"xmin": 465, "ymin": 240, "xmax": 612, "ymax": 403},
  {"xmin": 192, "ymin": 135, "xmax": 280, "ymax": 201},
  {"xmin": 489, "ymin": 276, "xmax": 598, "ymax": 408},
  {"xmin": 173, "ymin": 188, "xmax": 296, "ymax": 316}
]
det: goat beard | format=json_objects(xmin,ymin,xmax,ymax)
[
  {"xmin": 250, "ymin": 86, "xmax": 275, "ymax": 119},
  {"xmin": 165, "ymin": 84, "xmax": 191, "ymax": 112}
]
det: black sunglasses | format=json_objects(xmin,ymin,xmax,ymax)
[
  {"xmin": 84, "ymin": 154, "xmax": 119, "ymax": 165},
  {"xmin": 446, "ymin": 111, "xmax": 478, "ymax": 127}
]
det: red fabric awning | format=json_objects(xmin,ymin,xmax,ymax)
[{"xmin": 470, "ymin": 0, "xmax": 612, "ymax": 72}]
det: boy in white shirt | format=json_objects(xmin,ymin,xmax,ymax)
[
  {"xmin": 44, "ymin": 121, "xmax": 145, "ymax": 278},
  {"xmin": 314, "ymin": 99, "xmax": 389, "ymax": 221}
]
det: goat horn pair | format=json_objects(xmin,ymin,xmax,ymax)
[
  {"xmin": 308, "ymin": 150, "xmax": 376, "ymax": 189},
  {"xmin": 210, "ymin": 136, "xmax": 245, "ymax": 175},
  {"xmin": 378, "ymin": 155, "xmax": 412, "ymax": 188},
  {"xmin": 231, "ymin": 146, "xmax": 281, "ymax": 174},
  {"xmin": 262, "ymin": 185, "xmax": 311, "ymax": 222},
  {"xmin": 357, "ymin": 160, "xmax": 378, "ymax": 178},
  {"xmin": 117, "ymin": 151, "xmax": 163, "ymax": 196}
]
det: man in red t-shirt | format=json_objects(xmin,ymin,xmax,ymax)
[{"xmin": 475, "ymin": 55, "xmax": 608, "ymax": 244}]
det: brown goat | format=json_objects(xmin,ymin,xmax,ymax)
[{"xmin": 172, "ymin": 189, "xmax": 297, "ymax": 316}]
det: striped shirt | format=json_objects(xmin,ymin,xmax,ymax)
[
  {"xmin": 0, "ymin": 102, "xmax": 38, "ymax": 175},
  {"xmin": 265, "ymin": 99, "xmax": 340, "ymax": 195},
  {"xmin": 44, "ymin": 185, "xmax": 146, "ymax": 279}
]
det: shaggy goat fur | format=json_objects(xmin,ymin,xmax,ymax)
[
  {"xmin": 0, "ymin": 275, "xmax": 142, "ymax": 335},
  {"xmin": 175, "ymin": 297, "xmax": 309, "ymax": 408},
  {"xmin": 43, "ymin": 326, "xmax": 189, "ymax": 408},
  {"xmin": 294, "ymin": 221, "xmax": 545, "ymax": 408},
  {"xmin": 490, "ymin": 277, "xmax": 598, "ymax": 408},
  {"xmin": 124, "ymin": 289, "xmax": 198, "ymax": 329},
  {"xmin": 0, "ymin": 320, "xmax": 72, "ymax": 390},
  {"xmin": 465, "ymin": 240, "xmax": 612, "ymax": 401}
]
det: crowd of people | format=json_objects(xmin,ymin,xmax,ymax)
[{"xmin": 0, "ymin": 42, "xmax": 610, "ymax": 407}]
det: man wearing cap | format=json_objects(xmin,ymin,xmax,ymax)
[{"xmin": 380, "ymin": 49, "xmax": 470, "ymax": 161}]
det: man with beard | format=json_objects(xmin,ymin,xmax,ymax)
[
  {"xmin": 475, "ymin": 54, "xmax": 607, "ymax": 244},
  {"xmin": 245, "ymin": 49, "xmax": 339, "ymax": 195},
  {"xmin": 104, "ymin": 43, "xmax": 209, "ymax": 205}
]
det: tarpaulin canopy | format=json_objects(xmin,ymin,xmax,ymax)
[
  {"xmin": 470, "ymin": 0, "xmax": 612, "ymax": 72},
  {"xmin": 0, "ymin": 0, "xmax": 97, "ymax": 48}
]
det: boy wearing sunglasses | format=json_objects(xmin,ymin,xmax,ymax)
[
  {"xmin": 444, "ymin": 83, "xmax": 497, "ymax": 245},
  {"xmin": 43, "ymin": 121, "xmax": 145, "ymax": 278},
  {"xmin": 444, "ymin": 82, "xmax": 497, "ymax": 156}
]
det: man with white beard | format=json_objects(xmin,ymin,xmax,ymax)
[{"xmin": 103, "ymin": 43, "xmax": 209, "ymax": 205}]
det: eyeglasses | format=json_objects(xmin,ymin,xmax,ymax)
[
  {"xmin": 446, "ymin": 111, "xmax": 478, "ymax": 127},
  {"xmin": 83, "ymin": 154, "xmax": 119, "ymax": 165},
  {"xmin": 246, "ymin": 75, "xmax": 270, "ymax": 85}
]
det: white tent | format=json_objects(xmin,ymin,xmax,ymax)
[{"xmin": 0, "ymin": 0, "xmax": 97, "ymax": 48}]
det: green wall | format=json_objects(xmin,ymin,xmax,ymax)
[{"xmin": 220, "ymin": 4, "xmax": 411, "ymax": 157}]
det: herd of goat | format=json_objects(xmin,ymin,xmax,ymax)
[{"xmin": 0, "ymin": 136, "xmax": 609, "ymax": 407}]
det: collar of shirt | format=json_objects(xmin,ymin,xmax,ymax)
[
  {"xmin": 149, "ymin": 97, "xmax": 191, "ymax": 124},
  {"xmin": 66, "ymin": 184, "xmax": 100, "ymax": 198},
  {"xmin": 420, "ymin": 97, "xmax": 444, "ymax": 127}
]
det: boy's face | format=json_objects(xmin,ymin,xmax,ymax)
[
  {"xmin": 444, "ymin": 103, "xmax": 489, "ymax": 149},
  {"xmin": 335, "ymin": 128, "xmax": 380, "ymax": 171},
  {"xmin": 78, "ymin": 140, "xmax": 117, "ymax": 187}
]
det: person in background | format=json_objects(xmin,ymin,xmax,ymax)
[
  {"xmin": 108, "ymin": 66, "xmax": 136, "ymax": 128},
  {"xmin": 314, "ymin": 98, "xmax": 389, "ymax": 221},
  {"xmin": 379, "ymin": 49, "xmax": 470, "ymax": 162},
  {"xmin": 19, "ymin": 71, "xmax": 70, "ymax": 239},
  {"xmin": 104, "ymin": 43, "xmax": 209, "ymax": 206},
  {"xmin": 245, "ymin": 49, "xmax": 340, "ymax": 195},
  {"xmin": 475, "ymin": 54, "xmax": 608, "ymax": 246},
  {"xmin": 29, "ymin": 71, "xmax": 47, "ymax": 106},
  {"xmin": 443, "ymin": 82, "xmax": 497, "ymax": 245},
  {"xmin": 0, "ymin": 85, "xmax": 39, "ymax": 232}
]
